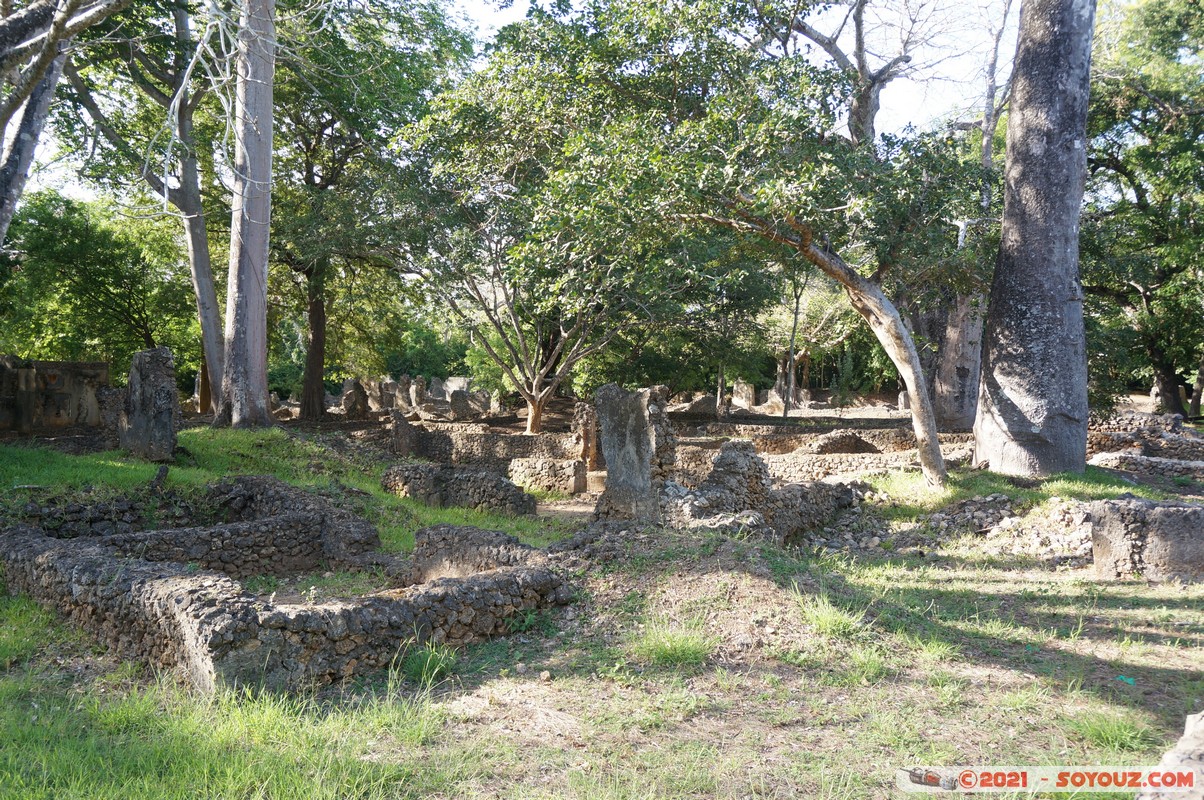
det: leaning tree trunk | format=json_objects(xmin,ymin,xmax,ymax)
[
  {"xmin": 792, "ymin": 238, "xmax": 947, "ymax": 486},
  {"xmin": 216, "ymin": 0, "xmax": 275, "ymax": 428},
  {"xmin": 0, "ymin": 40, "xmax": 66, "ymax": 246},
  {"xmin": 973, "ymin": 0, "xmax": 1095, "ymax": 476},
  {"xmin": 300, "ymin": 268, "xmax": 327, "ymax": 421}
]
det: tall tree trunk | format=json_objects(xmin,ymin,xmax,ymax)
[
  {"xmin": 974, "ymin": 0, "xmax": 1095, "ymax": 476},
  {"xmin": 198, "ymin": 355, "xmax": 211, "ymax": 414},
  {"xmin": 934, "ymin": 294, "xmax": 985, "ymax": 430},
  {"xmin": 1150, "ymin": 355, "xmax": 1187, "ymax": 418},
  {"xmin": 300, "ymin": 268, "xmax": 326, "ymax": 421},
  {"xmin": 0, "ymin": 40, "xmax": 65, "ymax": 246},
  {"xmin": 1191, "ymin": 349, "xmax": 1203, "ymax": 418},
  {"xmin": 173, "ymin": 8, "xmax": 223, "ymax": 403},
  {"xmin": 216, "ymin": 0, "xmax": 275, "ymax": 428},
  {"xmin": 782, "ymin": 281, "xmax": 802, "ymax": 419},
  {"xmin": 715, "ymin": 362, "xmax": 727, "ymax": 420}
]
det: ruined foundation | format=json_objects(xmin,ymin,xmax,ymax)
[{"xmin": 0, "ymin": 477, "xmax": 568, "ymax": 692}]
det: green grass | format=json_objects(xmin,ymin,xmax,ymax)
[
  {"xmin": 0, "ymin": 677, "xmax": 467, "ymax": 799},
  {"xmin": 0, "ymin": 586, "xmax": 70, "ymax": 669},
  {"xmin": 1063, "ymin": 710, "xmax": 1161, "ymax": 752},
  {"xmin": 796, "ymin": 589, "xmax": 865, "ymax": 639},
  {"xmin": 0, "ymin": 427, "xmax": 576, "ymax": 553},
  {"xmin": 629, "ymin": 618, "xmax": 715, "ymax": 667},
  {"xmin": 400, "ymin": 642, "xmax": 458, "ymax": 687},
  {"xmin": 867, "ymin": 466, "xmax": 1167, "ymax": 523}
]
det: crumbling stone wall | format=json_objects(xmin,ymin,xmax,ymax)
[
  {"xmin": 1087, "ymin": 452, "xmax": 1204, "ymax": 481},
  {"xmin": 762, "ymin": 441, "xmax": 975, "ymax": 483},
  {"xmin": 508, "ymin": 457, "xmax": 586, "ymax": 495},
  {"xmin": 381, "ymin": 463, "xmax": 536, "ymax": 515},
  {"xmin": 1091, "ymin": 498, "xmax": 1204, "ymax": 582},
  {"xmin": 410, "ymin": 524, "xmax": 548, "ymax": 580},
  {"xmin": 1087, "ymin": 431, "xmax": 1204, "ymax": 461},
  {"xmin": 661, "ymin": 440, "xmax": 857, "ymax": 544},
  {"xmin": 674, "ymin": 443, "xmax": 725, "ymax": 489},
  {"xmin": 0, "ymin": 356, "xmax": 110, "ymax": 432},
  {"xmin": 1, "ymin": 523, "xmax": 569, "ymax": 692},
  {"xmin": 389, "ymin": 413, "xmax": 577, "ymax": 469},
  {"xmin": 1090, "ymin": 410, "xmax": 1187, "ymax": 434}
]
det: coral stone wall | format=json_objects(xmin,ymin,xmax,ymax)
[
  {"xmin": 408, "ymin": 422, "xmax": 578, "ymax": 469},
  {"xmin": 508, "ymin": 458, "xmax": 586, "ymax": 495},
  {"xmin": 381, "ymin": 464, "xmax": 536, "ymax": 515},
  {"xmin": 1087, "ymin": 452, "xmax": 1204, "ymax": 481},
  {"xmin": 1, "ymin": 519, "xmax": 570, "ymax": 692}
]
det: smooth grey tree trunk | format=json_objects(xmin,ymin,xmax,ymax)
[
  {"xmin": 173, "ymin": 7, "xmax": 224, "ymax": 406},
  {"xmin": 973, "ymin": 0, "xmax": 1096, "ymax": 475},
  {"xmin": 1190, "ymin": 350, "xmax": 1203, "ymax": 418},
  {"xmin": 216, "ymin": 0, "xmax": 275, "ymax": 428},
  {"xmin": 0, "ymin": 41, "xmax": 65, "ymax": 246}
]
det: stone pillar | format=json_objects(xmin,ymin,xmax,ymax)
[
  {"xmin": 410, "ymin": 376, "xmax": 427, "ymax": 408},
  {"xmin": 118, "ymin": 347, "xmax": 179, "ymax": 462},
  {"xmin": 342, "ymin": 380, "xmax": 369, "ymax": 420},
  {"xmin": 15, "ymin": 365, "xmax": 38, "ymax": 433},
  {"xmin": 594, "ymin": 384, "xmax": 661, "ymax": 523},
  {"xmin": 395, "ymin": 375, "xmax": 412, "ymax": 410},
  {"xmin": 732, "ymin": 379, "xmax": 756, "ymax": 410},
  {"xmin": 572, "ymin": 401, "xmax": 600, "ymax": 471}
]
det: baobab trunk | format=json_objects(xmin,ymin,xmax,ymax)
[
  {"xmin": 216, "ymin": 0, "xmax": 275, "ymax": 428},
  {"xmin": 973, "ymin": 0, "xmax": 1095, "ymax": 475}
]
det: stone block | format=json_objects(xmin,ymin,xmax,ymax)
[
  {"xmin": 118, "ymin": 347, "xmax": 178, "ymax": 462},
  {"xmin": 1091, "ymin": 498, "xmax": 1204, "ymax": 582}
]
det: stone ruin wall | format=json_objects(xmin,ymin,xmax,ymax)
[
  {"xmin": 0, "ymin": 481, "xmax": 569, "ymax": 692},
  {"xmin": 0, "ymin": 356, "xmax": 116, "ymax": 432},
  {"xmin": 381, "ymin": 463, "xmax": 536, "ymax": 515},
  {"xmin": 391, "ymin": 414, "xmax": 579, "ymax": 469},
  {"xmin": 507, "ymin": 457, "xmax": 586, "ymax": 495},
  {"xmin": 1091, "ymin": 499, "xmax": 1204, "ymax": 582}
]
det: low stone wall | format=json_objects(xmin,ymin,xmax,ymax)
[
  {"xmin": 1, "ymin": 526, "xmax": 265, "ymax": 693},
  {"xmin": 1, "ymin": 523, "xmax": 570, "ymax": 692},
  {"xmin": 390, "ymin": 413, "xmax": 578, "ymax": 469},
  {"xmin": 104, "ymin": 513, "xmax": 334, "ymax": 579},
  {"xmin": 1091, "ymin": 498, "xmax": 1204, "ymax": 582},
  {"xmin": 1090, "ymin": 410, "xmax": 1186, "ymax": 434},
  {"xmin": 1087, "ymin": 431, "xmax": 1204, "ymax": 462},
  {"xmin": 1088, "ymin": 452, "xmax": 1204, "ymax": 481},
  {"xmin": 508, "ymin": 457, "xmax": 586, "ymax": 495},
  {"xmin": 382, "ymin": 463, "xmax": 536, "ymax": 515},
  {"xmin": 410, "ymin": 524, "xmax": 548, "ymax": 581},
  {"xmin": 662, "ymin": 441, "xmax": 858, "ymax": 544}
]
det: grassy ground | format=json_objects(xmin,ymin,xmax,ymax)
[{"xmin": 0, "ymin": 429, "xmax": 1201, "ymax": 799}]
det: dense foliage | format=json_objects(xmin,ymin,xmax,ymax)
[{"xmin": 1, "ymin": 0, "xmax": 1197, "ymax": 417}]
